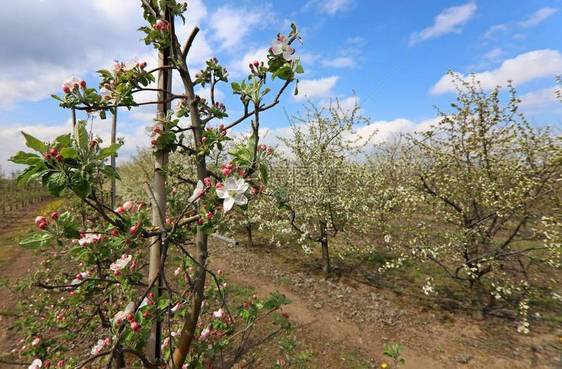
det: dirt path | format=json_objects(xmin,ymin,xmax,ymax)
[
  {"xmin": 0, "ymin": 200, "xmax": 55, "ymax": 356},
  {"xmin": 209, "ymin": 241, "xmax": 560, "ymax": 369}
]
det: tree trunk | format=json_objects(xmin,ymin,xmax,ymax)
[
  {"xmin": 246, "ymin": 224, "xmax": 253, "ymax": 247},
  {"xmin": 320, "ymin": 222, "xmax": 330, "ymax": 274},
  {"xmin": 110, "ymin": 108, "xmax": 117, "ymax": 209},
  {"xmin": 146, "ymin": 7, "xmax": 172, "ymax": 363},
  {"xmin": 169, "ymin": 26, "xmax": 210, "ymax": 369},
  {"xmin": 321, "ymin": 239, "xmax": 331, "ymax": 274}
]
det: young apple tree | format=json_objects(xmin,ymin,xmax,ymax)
[
  {"xmin": 270, "ymin": 102, "xmax": 374, "ymax": 274},
  {"xmin": 403, "ymin": 75, "xmax": 562, "ymax": 324},
  {"xmin": 5, "ymin": 1, "xmax": 304, "ymax": 368}
]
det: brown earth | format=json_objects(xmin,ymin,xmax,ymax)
[
  {"xmin": 0, "ymin": 203, "xmax": 560, "ymax": 369},
  {"xmin": 0, "ymin": 199, "xmax": 55, "ymax": 362},
  {"xmin": 209, "ymin": 239, "xmax": 562, "ymax": 369}
]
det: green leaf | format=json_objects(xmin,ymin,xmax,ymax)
[
  {"xmin": 21, "ymin": 132, "xmax": 47, "ymax": 153},
  {"xmin": 98, "ymin": 143, "xmax": 122, "ymax": 160},
  {"xmin": 101, "ymin": 165, "xmax": 121, "ymax": 180},
  {"xmin": 231, "ymin": 82, "xmax": 241, "ymax": 92},
  {"xmin": 60, "ymin": 147, "xmax": 78, "ymax": 159},
  {"xmin": 71, "ymin": 173, "xmax": 91, "ymax": 198},
  {"xmin": 47, "ymin": 172, "xmax": 67, "ymax": 196},
  {"xmin": 9, "ymin": 151, "xmax": 41, "ymax": 165},
  {"xmin": 54, "ymin": 133, "xmax": 72, "ymax": 147},
  {"xmin": 75, "ymin": 121, "xmax": 89, "ymax": 149},
  {"xmin": 19, "ymin": 232, "xmax": 55, "ymax": 249}
]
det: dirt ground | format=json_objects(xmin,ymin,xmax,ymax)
[
  {"xmin": 0, "ymin": 200, "xmax": 53, "ymax": 360},
  {"xmin": 209, "ymin": 240, "xmax": 562, "ymax": 369},
  {"xmin": 0, "ymin": 202, "xmax": 561, "ymax": 369}
]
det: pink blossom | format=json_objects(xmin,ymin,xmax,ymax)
[
  {"xmin": 28, "ymin": 359, "xmax": 42, "ymax": 369},
  {"xmin": 199, "ymin": 327, "xmax": 211, "ymax": 341},
  {"xmin": 90, "ymin": 337, "xmax": 110, "ymax": 355},
  {"xmin": 122, "ymin": 201, "xmax": 135, "ymax": 211},
  {"xmin": 110, "ymin": 254, "xmax": 132, "ymax": 274},
  {"xmin": 78, "ymin": 233, "xmax": 101, "ymax": 247},
  {"xmin": 212, "ymin": 308, "xmax": 224, "ymax": 319},
  {"xmin": 31, "ymin": 337, "xmax": 41, "ymax": 346}
]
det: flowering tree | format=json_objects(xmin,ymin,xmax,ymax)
[
  {"xmin": 269, "ymin": 102, "xmax": 373, "ymax": 274},
  {"xmin": 402, "ymin": 76, "xmax": 561, "ymax": 324},
  {"xmin": 6, "ymin": 1, "xmax": 304, "ymax": 368}
]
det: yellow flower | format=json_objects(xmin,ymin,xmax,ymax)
[{"xmin": 380, "ymin": 362, "xmax": 388, "ymax": 369}]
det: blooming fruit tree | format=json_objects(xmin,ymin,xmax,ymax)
[
  {"xmin": 402, "ymin": 76, "xmax": 561, "ymax": 325},
  {"xmin": 7, "ymin": 1, "xmax": 303, "ymax": 368},
  {"xmin": 268, "ymin": 102, "xmax": 374, "ymax": 274}
]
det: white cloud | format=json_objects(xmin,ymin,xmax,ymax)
[
  {"xmin": 321, "ymin": 56, "xmax": 355, "ymax": 68},
  {"xmin": 209, "ymin": 6, "xmax": 268, "ymax": 50},
  {"xmin": 519, "ymin": 7, "xmax": 558, "ymax": 28},
  {"xmin": 230, "ymin": 47, "xmax": 269, "ymax": 76},
  {"xmin": 483, "ymin": 24, "xmax": 509, "ymax": 39},
  {"xmin": 483, "ymin": 47, "xmax": 503, "ymax": 61},
  {"xmin": 409, "ymin": 2, "xmax": 477, "ymax": 46},
  {"xmin": 431, "ymin": 49, "xmax": 562, "ymax": 94},
  {"xmin": 320, "ymin": 0, "xmax": 354, "ymax": 15},
  {"xmin": 294, "ymin": 76, "xmax": 339, "ymax": 101},
  {"xmin": 519, "ymin": 86, "xmax": 559, "ymax": 110},
  {"xmin": 304, "ymin": 0, "xmax": 354, "ymax": 15}
]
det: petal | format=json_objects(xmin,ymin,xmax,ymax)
[
  {"xmin": 224, "ymin": 177, "xmax": 238, "ymax": 191},
  {"xmin": 215, "ymin": 188, "xmax": 227, "ymax": 199},
  {"xmin": 234, "ymin": 193, "xmax": 248, "ymax": 206},
  {"xmin": 223, "ymin": 197, "xmax": 235, "ymax": 212}
]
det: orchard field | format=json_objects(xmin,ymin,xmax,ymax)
[{"xmin": 0, "ymin": 1, "xmax": 561, "ymax": 369}]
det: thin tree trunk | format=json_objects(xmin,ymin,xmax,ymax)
[
  {"xmin": 246, "ymin": 224, "xmax": 253, "ymax": 247},
  {"xmin": 146, "ymin": 7, "xmax": 172, "ymax": 363},
  {"xmin": 169, "ymin": 28, "xmax": 210, "ymax": 369},
  {"xmin": 110, "ymin": 108, "xmax": 117, "ymax": 209},
  {"xmin": 71, "ymin": 108, "xmax": 77, "ymax": 129},
  {"xmin": 320, "ymin": 222, "xmax": 331, "ymax": 274}
]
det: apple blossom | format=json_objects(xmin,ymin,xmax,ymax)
[
  {"xmin": 216, "ymin": 177, "xmax": 249, "ymax": 213},
  {"xmin": 188, "ymin": 180, "xmax": 205, "ymax": 203},
  {"xmin": 90, "ymin": 337, "xmax": 111, "ymax": 355},
  {"xmin": 78, "ymin": 233, "xmax": 101, "ymax": 246},
  {"xmin": 199, "ymin": 327, "xmax": 211, "ymax": 341},
  {"xmin": 130, "ymin": 321, "xmax": 141, "ymax": 332},
  {"xmin": 122, "ymin": 201, "xmax": 135, "ymax": 211},
  {"xmin": 110, "ymin": 254, "xmax": 133, "ymax": 274},
  {"xmin": 56, "ymin": 361, "xmax": 64, "ymax": 368},
  {"xmin": 31, "ymin": 337, "xmax": 41, "ymax": 346},
  {"xmin": 271, "ymin": 34, "xmax": 295, "ymax": 61},
  {"xmin": 35, "ymin": 216, "xmax": 47, "ymax": 230},
  {"xmin": 28, "ymin": 359, "xmax": 42, "ymax": 369},
  {"xmin": 212, "ymin": 308, "xmax": 224, "ymax": 319}
]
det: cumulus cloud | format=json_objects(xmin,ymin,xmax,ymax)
[
  {"xmin": 519, "ymin": 86, "xmax": 559, "ymax": 110},
  {"xmin": 304, "ymin": 0, "xmax": 354, "ymax": 15},
  {"xmin": 294, "ymin": 76, "xmax": 339, "ymax": 101},
  {"xmin": 431, "ymin": 49, "xmax": 562, "ymax": 94},
  {"xmin": 321, "ymin": 56, "xmax": 355, "ymax": 68},
  {"xmin": 409, "ymin": 2, "xmax": 477, "ymax": 46},
  {"xmin": 230, "ymin": 47, "xmax": 269, "ymax": 76},
  {"xmin": 209, "ymin": 6, "xmax": 269, "ymax": 50},
  {"xmin": 519, "ymin": 7, "xmax": 558, "ymax": 28}
]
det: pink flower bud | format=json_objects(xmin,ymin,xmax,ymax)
[
  {"xmin": 79, "ymin": 80, "xmax": 86, "ymax": 89},
  {"xmin": 130, "ymin": 321, "xmax": 141, "ymax": 332},
  {"xmin": 203, "ymin": 177, "xmax": 212, "ymax": 187},
  {"xmin": 50, "ymin": 211, "xmax": 59, "ymax": 220},
  {"xmin": 56, "ymin": 360, "xmax": 65, "ymax": 368},
  {"xmin": 116, "ymin": 207, "xmax": 126, "ymax": 214},
  {"xmin": 35, "ymin": 216, "xmax": 48, "ymax": 230},
  {"xmin": 62, "ymin": 85, "xmax": 71, "ymax": 94}
]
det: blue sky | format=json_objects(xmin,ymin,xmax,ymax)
[{"xmin": 1, "ymin": 0, "xmax": 561, "ymax": 172}]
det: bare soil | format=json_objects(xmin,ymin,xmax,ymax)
[
  {"xmin": 209, "ymin": 240, "xmax": 562, "ymax": 369},
  {"xmin": 0, "ymin": 203, "xmax": 560, "ymax": 369}
]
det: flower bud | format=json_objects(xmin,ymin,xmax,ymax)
[
  {"xmin": 49, "ymin": 148, "xmax": 59, "ymax": 157},
  {"xmin": 79, "ymin": 80, "xmax": 86, "ymax": 89},
  {"xmin": 130, "ymin": 321, "xmax": 141, "ymax": 332},
  {"xmin": 55, "ymin": 154, "xmax": 63, "ymax": 162},
  {"xmin": 50, "ymin": 211, "xmax": 59, "ymax": 220}
]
